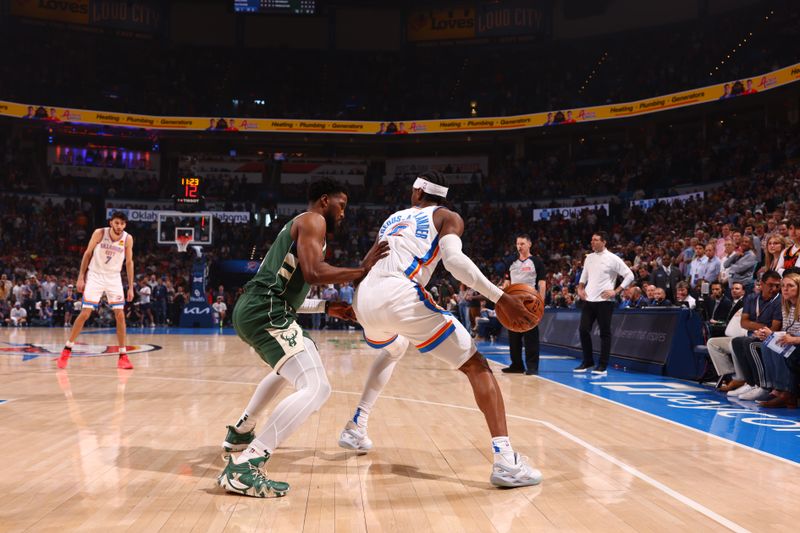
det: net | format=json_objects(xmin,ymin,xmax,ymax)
[{"xmin": 176, "ymin": 234, "xmax": 192, "ymax": 253}]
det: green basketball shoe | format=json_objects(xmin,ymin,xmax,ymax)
[
  {"xmin": 217, "ymin": 454, "xmax": 290, "ymax": 498},
  {"xmin": 222, "ymin": 425, "xmax": 255, "ymax": 452}
]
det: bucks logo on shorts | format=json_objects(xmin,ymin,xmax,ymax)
[{"xmin": 280, "ymin": 330, "xmax": 299, "ymax": 348}]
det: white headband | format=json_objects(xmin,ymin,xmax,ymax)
[{"xmin": 413, "ymin": 177, "xmax": 448, "ymax": 198}]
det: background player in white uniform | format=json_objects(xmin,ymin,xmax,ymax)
[
  {"xmin": 338, "ymin": 171, "xmax": 542, "ymax": 488},
  {"xmin": 58, "ymin": 211, "xmax": 135, "ymax": 369}
]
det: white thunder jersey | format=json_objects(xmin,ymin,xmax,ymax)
[
  {"xmin": 373, "ymin": 205, "xmax": 443, "ymax": 286},
  {"xmin": 89, "ymin": 228, "xmax": 128, "ymax": 278}
]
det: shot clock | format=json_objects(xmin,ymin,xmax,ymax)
[{"xmin": 174, "ymin": 175, "xmax": 206, "ymax": 211}]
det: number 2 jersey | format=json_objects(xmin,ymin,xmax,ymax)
[{"xmin": 371, "ymin": 205, "xmax": 443, "ymax": 287}]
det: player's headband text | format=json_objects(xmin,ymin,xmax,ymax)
[{"xmin": 413, "ymin": 177, "xmax": 449, "ymax": 198}]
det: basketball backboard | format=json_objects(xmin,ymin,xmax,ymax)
[{"xmin": 157, "ymin": 211, "xmax": 213, "ymax": 247}]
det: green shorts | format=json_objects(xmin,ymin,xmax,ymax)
[{"xmin": 233, "ymin": 292, "xmax": 311, "ymax": 370}]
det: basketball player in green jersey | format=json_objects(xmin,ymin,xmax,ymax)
[{"xmin": 217, "ymin": 178, "xmax": 388, "ymax": 498}]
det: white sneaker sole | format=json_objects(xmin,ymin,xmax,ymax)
[
  {"xmin": 217, "ymin": 474, "xmax": 289, "ymax": 498},
  {"xmin": 338, "ymin": 430, "xmax": 373, "ymax": 451},
  {"xmin": 490, "ymin": 471, "xmax": 543, "ymax": 488}
]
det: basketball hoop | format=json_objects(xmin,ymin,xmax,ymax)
[{"xmin": 176, "ymin": 235, "xmax": 192, "ymax": 253}]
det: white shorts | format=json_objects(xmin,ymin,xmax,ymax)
[
  {"xmin": 83, "ymin": 272, "xmax": 124, "ymax": 310},
  {"xmin": 353, "ymin": 273, "xmax": 476, "ymax": 369}
]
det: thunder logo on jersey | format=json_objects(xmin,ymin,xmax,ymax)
[{"xmin": 379, "ymin": 212, "xmax": 430, "ymax": 239}]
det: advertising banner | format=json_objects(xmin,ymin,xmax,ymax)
[
  {"xmin": 407, "ymin": 7, "xmax": 476, "ymax": 42},
  {"xmin": 630, "ymin": 192, "xmax": 705, "ymax": 211},
  {"xmin": 539, "ymin": 310, "xmax": 679, "ymax": 365},
  {"xmin": 104, "ymin": 208, "xmax": 249, "ymax": 224},
  {"xmin": 3, "ymin": 62, "xmax": 799, "ymax": 135},
  {"xmin": 11, "ymin": 0, "xmax": 163, "ymax": 33},
  {"xmin": 476, "ymin": 1, "xmax": 551, "ymax": 38},
  {"xmin": 533, "ymin": 203, "xmax": 608, "ymax": 221},
  {"xmin": 11, "ymin": 0, "xmax": 90, "ymax": 25}
]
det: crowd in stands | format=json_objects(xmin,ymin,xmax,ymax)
[{"xmin": 1, "ymin": 2, "xmax": 796, "ymax": 121}]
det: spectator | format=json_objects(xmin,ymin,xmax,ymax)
[
  {"xmin": 7, "ymin": 302, "xmax": 27, "ymax": 326},
  {"xmin": 152, "ymin": 277, "xmax": 168, "ymax": 325},
  {"xmin": 213, "ymin": 296, "xmax": 227, "ymax": 327},
  {"xmin": 138, "ymin": 278, "xmax": 154, "ymax": 327},
  {"xmin": 760, "ymin": 234, "xmax": 787, "ymax": 276},
  {"xmin": 724, "ymin": 236, "xmax": 758, "ymax": 293},
  {"xmin": 727, "ymin": 270, "xmax": 783, "ymax": 399},
  {"xmin": 650, "ymin": 254, "xmax": 682, "ymax": 302},
  {"xmin": 649, "ymin": 287, "xmax": 673, "ymax": 306},
  {"xmin": 674, "ymin": 281, "xmax": 696, "ymax": 309},
  {"xmin": 758, "ymin": 272, "xmax": 800, "ymax": 408}
]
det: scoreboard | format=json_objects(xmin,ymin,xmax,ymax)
[
  {"xmin": 174, "ymin": 176, "xmax": 205, "ymax": 211},
  {"xmin": 233, "ymin": 1, "xmax": 316, "ymax": 15}
]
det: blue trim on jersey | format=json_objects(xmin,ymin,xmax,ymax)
[
  {"xmin": 403, "ymin": 258, "xmax": 420, "ymax": 278},
  {"xmin": 413, "ymin": 284, "xmax": 452, "ymax": 316},
  {"xmin": 417, "ymin": 322, "xmax": 456, "ymax": 353},
  {"xmin": 403, "ymin": 235, "xmax": 440, "ymax": 279},
  {"xmin": 419, "ymin": 235, "xmax": 440, "ymax": 263}
]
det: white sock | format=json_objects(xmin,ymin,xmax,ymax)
[
  {"xmin": 119, "ymin": 347, "xmax": 127, "ymax": 355},
  {"xmin": 235, "ymin": 439, "xmax": 273, "ymax": 464},
  {"xmin": 492, "ymin": 436, "xmax": 516, "ymax": 464},
  {"xmin": 234, "ymin": 412, "xmax": 256, "ymax": 433},
  {"xmin": 351, "ymin": 406, "xmax": 370, "ymax": 431},
  {"xmin": 65, "ymin": 341, "xmax": 74, "ymax": 349}
]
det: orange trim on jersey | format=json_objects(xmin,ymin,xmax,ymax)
[
  {"xmin": 416, "ymin": 320, "xmax": 454, "ymax": 350},
  {"xmin": 407, "ymin": 245, "xmax": 440, "ymax": 280}
]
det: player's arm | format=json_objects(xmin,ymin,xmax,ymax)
[
  {"xmin": 76, "ymin": 229, "xmax": 104, "ymax": 291},
  {"xmin": 125, "ymin": 235, "xmax": 135, "ymax": 302},
  {"xmin": 294, "ymin": 213, "xmax": 388, "ymax": 284},
  {"xmin": 434, "ymin": 209, "xmax": 530, "ymax": 329},
  {"xmin": 296, "ymin": 298, "xmax": 356, "ymax": 321}
]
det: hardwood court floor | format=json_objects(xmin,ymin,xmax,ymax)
[{"xmin": 0, "ymin": 327, "xmax": 797, "ymax": 532}]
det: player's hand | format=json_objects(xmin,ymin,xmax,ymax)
[
  {"xmin": 498, "ymin": 293, "xmax": 535, "ymax": 331},
  {"xmin": 327, "ymin": 302, "xmax": 357, "ymax": 322},
  {"xmin": 127, "ymin": 287, "xmax": 135, "ymax": 302},
  {"xmin": 600, "ymin": 289, "xmax": 616, "ymax": 300},
  {"xmin": 76, "ymin": 278, "xmax": 85, "ymax": 293},
  {"xmin": 576, "ymin": 287, "xmax": 587, "ymax": 300},
  {"xmin": 357, "ymin": 240, "xmax": 390, "ymax": 280}
]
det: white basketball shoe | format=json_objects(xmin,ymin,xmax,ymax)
[
  {"xmin": 338, "ymin": 422, "xmax": 373, "ymax": 451},
  {"xmin": 490, "ymin": 453, "xmax": 543, "ymax": 488}
]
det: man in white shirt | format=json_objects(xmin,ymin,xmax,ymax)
[
  {"xmin": 575, "ymin": 232, "xmax": 635, "ymax": 374},
  {"xmin": 8, "ymin": 302, "xmax": 28, "ymax": 326},
  {"xmin": 213, "ymin": 296, "xmax": 228, "ymax": 327}
]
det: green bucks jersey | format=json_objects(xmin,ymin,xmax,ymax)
[{"xmin": 244, "ymin": 213, "xmax": 324, "ymax": 312}]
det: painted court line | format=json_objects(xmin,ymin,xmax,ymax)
[
  {"xmin": 28, "ymin": 370, "xmax": 750, "ymax": 532},
  {"xmin": 484, "ymin": 358, "xmax": 800, "ymax": 470}
]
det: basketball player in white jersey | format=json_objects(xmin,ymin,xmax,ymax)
[
  {"xmin": 338, "ymin": 171, "xmax": 543, "ymax": 488},
  {"xmin": 58, "ymin": 211, "xmax": 135, "ymax": 369}
]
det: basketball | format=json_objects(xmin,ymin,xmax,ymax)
[{"xmin": 495, "ymin": 283, "xmax": 544, "ymax": 333}]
